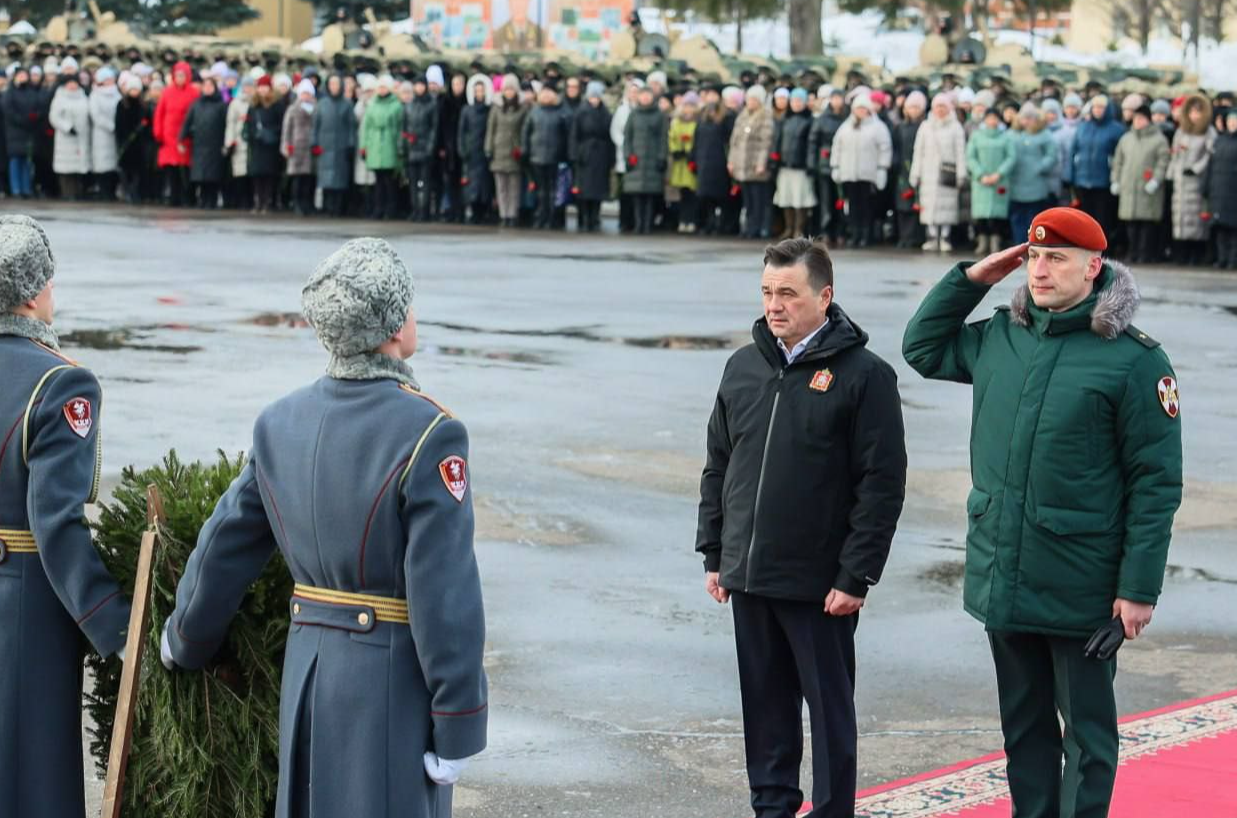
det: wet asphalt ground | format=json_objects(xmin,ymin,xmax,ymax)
[{"xmin": 6, "ymin": 202, "xmax": 1235, "ymax": 818}]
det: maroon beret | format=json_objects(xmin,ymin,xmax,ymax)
[{"xmin": 1028, "ymin": 207, "xmax": 1108, "ymax": 252}]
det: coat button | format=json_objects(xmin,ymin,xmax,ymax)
[
  {"xmin": 293, "ymin": 602, "xmax": 301, "ymax": 615},
  {"xmin": 358, "ymin": 612, "xmax": 371, "ymax": 626}
]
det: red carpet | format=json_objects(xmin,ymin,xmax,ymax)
[{"xmin": 798, "ymin": 690, "xmax": 1237, "ymax": 817}]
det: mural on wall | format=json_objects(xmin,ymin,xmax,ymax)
[{"xmin": 415, "ymin": 0, "xmax": 633, "ymax": 58}]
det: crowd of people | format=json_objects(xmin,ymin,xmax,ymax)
[{"xmin": 2, "ymin": 53, "xmax": 1236, "ymax": 266}]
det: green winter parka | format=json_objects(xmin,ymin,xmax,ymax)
[{"xmin": 902, "ymin": 262, "xmax": 1183, "ymax": 637}]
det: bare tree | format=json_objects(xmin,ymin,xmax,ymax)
[
  {"xmin": 1108, "ymin": 0, "xmax": 1171, "ymax": 53},
  {"xmin": 788, "ymin": 0, "xmax": 824, "ymax": 55}
]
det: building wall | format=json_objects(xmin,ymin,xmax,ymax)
[{"xmin": 219, "ymin": 0, "xmax": 317, "ymax": 42}]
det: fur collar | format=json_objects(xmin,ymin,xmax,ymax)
[
  {"xmin": 0, "ymin": 313, "xmax": 59, "ymax": 349},
  {"xmin": 1009, "ymin": 260, "xmax": 1139, "ymax": 340}
]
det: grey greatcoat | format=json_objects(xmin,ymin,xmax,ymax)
[
  {"xmin": 0, "ymin": 334, "xmax": 131, "ymax": 818},
  {"xmin": 313, "ymin": 91, "xmax": 357, "ymax": 191},
  {"xmin": 166, "ymin": 377, "xmax": 488, "ymax": 818}
]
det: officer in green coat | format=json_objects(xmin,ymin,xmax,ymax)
[{"xmin": 902, "ymin": 207, "xmax": 1183, "ymax": 818}]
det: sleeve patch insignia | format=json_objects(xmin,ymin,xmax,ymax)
[
  {"xmin": 63, "ymin": 397, "xmax": 93, "ymax": 438},
  {"xmin": 1157, "ymin": 376, "xmax": 1180, "ymax": 418},
  {"xmin": 439, "ymin": 456, "xmax": 468, "ymax": 503}
]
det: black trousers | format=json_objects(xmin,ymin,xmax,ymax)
[
  {"xmin": 532, "ymin": 163, "xmax": 557, "ymax": 228},
  {"xmin": 842, "ymin": 181, "xmax": 875, "ymax": 246},
  {"xmin": 373, "ymin": 169, "xmax": 398, "ymax": 219},
  {"xmin": 1076, "ymin": 187, "xmax": 1117, "ymax": 244},
  {"xmin": 633, "ymin": 193, "xmax": 658, "ymax": 234},
  {"xmin": 741, "ymin": 181, "xmax": 772, "ymax": 238},
  {"xmin": 407, "ymin": 161, "xmax": 433, "ymax": 221},
  {"xmin": 253, "ymin": 175, "xmax": 276, "ymax": 212},
  {"xmin": 732, "ymin": 592, "xmax": 858, "ymax": 818}
]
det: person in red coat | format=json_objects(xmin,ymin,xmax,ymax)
[{"xmin": 153, "ymin": 61, "xmax": 200, "ymax": 206}]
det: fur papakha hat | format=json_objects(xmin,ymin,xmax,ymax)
[
  {"xmin": 0, "ymin": 215, "xmax": 56, "ymax": 312},
  {"xmin": 301, "ymin": 238, "xmax": 414, "ymax": 358}
]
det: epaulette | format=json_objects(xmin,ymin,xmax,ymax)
[
  {"xmin": 29, "ymin": 339, "xmax": 80, "ymax": 366},
  {"xmin": 398, "ymin": 383, "xmax": 455, "ymax": 418},
  {"xmin": 1125, "ymin": 326, "xmax": 1160, "ymax": 349}
]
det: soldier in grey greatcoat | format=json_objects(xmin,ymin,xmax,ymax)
[
  {"xmin": 162, "ymin": 237, "xmax": 488, "ymax": 818},
  {"xmin": 0, "ymin": 214, "xmax": 132, "ymax": 818}
]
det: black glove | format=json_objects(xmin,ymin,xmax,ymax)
[
  {"xmin": 1184, "ymin": 168, "xmax": 1197, "ymax": 177},
  {"xmin": 1083, "ymin": 616, "xmax": 1125, "ymax": 661}
]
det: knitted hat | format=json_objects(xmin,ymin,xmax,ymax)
[
  {"xmin": 790, "ymin": 87, "xmax": 809, "ymax": 104},
  {"xmin": 122, "ymin": 75, "xmax": 143, "ymax": 94},
  {"xmin": 96, "ymin": 66, "xmax": 117, "ymax": 82},
  {"xmin": 1133, "ymin": 104, "xmax": 1152, "ymax": 120},
  {"xmin": 425, "ymin": 64, "xmax": 445, "ymax": 86},
  {"xmin": 931, "ymin": 92, "xmax": 954, "ymax": 111},
  {"xmin": 851, "ymin": 93, "xmax": 872, "ymax": 111},
  {"xmin": 1063, "ymin": 92, "xmax": 1083, "ymax": 109},
  {"xmin": 296, "ymin": 78, "xmax": 316, "ymax": 98},
  {"xmin": 745, "ymin": 85, "xmax": 767, "ymax": 104},
  {"xmin": 61, "ymin": 56, "xmax": 79, "ymax": 72},
  {"xmin": 1090, "ymin": 94, "xmax": 1110, "ymax": 109},
  {"xmin": 1150, "ymin": 99, "xmax": 1171, "ymax": 116},
  {"xmin": 586, "ymin": 80, "xmax": 606, "ymax": 99},
  {"xmin": 1041, "ymin": 98, "xmax": 1062, "ymax": 117},
  {"xmin": 302, "ymin": 239, "xmax": 414, "ymax": 358},
  {"xmin": 1018, "ymin": 101, "xmax": 1041, "ymax": 119},
  {"xmin": 358, "ymin": 73, "xmax": 378, "ymax": 92},
  {"xmin": 376, "ymin": 74, "xmax": 394, "ymax": 91},
  {"xmin": 773, "ymin": 87, "xmax": 790, "ymax": 100},
  {"xmin": 256, "ymin": 75, "xmax": 272, "ymax": 89},
  {"xmin": 1122, "ymin": 93, "xmax": 1145, "ymax": 110},
  {"xmin": 273, "ymin": 73, "xmax": 292, "ymax": 89},
  {"xmin": 682, "ymin": 90, "xmax": 701, "ymax": 106},
  {"xmin": 905, "ymin": 90, "xmax": 927, "ymax": 110},
  {"xmin": 723, "ymin": 85, "xmax": 744, "ymax": 105},
  {"xmin": 647, "ymin": 70, "xmax": 667, "ymax": 88},
  {"xmin": 0, "ymin": 215, "xmax": 56, "ymax": 312},
  {"xmin": 973, "ymin": 89, "xmax": 996, "ymax": 109},
  {"xmin": 956, "ymin": 87, "xmax": 976, "ymax": 105},
  {"xmin": 502, "ymin": 73, "xmax": 520, "ymax": 92}
]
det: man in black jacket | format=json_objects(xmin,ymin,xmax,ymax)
[{"xmin": 696, "ymin": 238, "xmax": 906, "ymax": 818}]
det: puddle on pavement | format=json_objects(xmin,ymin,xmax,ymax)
[
  {"xmin": 475, "ymin": 496, "xmax": 595, "ymax": 547},
  {"xmin": 518, "ymin": 252, "xmax": 676, "ymax": 265},
  {"xmin": 257, "ymin": 314, "xmax": 740, "ymax": 351},
  {"xmin": 1164, "ymin": 564, "xmax": 1237, "ymax": 584},
  {"xmin": 60, "ymin": 328, "xmax": 202, "ymax": 355},
  {"xmin": 428, "ymin": 346, "xmax": 555, "ymax": 366},
  {"xmin": 920, "ymin": 560, "xmax": 965, "ymax": 587}
]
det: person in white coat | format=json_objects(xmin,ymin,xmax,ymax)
[
  {"xmin": 910, "ymin": 93, "xmax": 968, "ymax": 252},
  {"xmin": 225, "ymin": 76, "xmax": 255, "ymax": 209},
  {"xmin": 829, "ymin": 93, "xmax": 892, "ymax": 248},
  {"xmin": 49, "ymin": 77, "xmax": 92, "ymax": 200},
  {"xmin": 88, "ymin": 67, "xmax": 122, "ymax": 200}
]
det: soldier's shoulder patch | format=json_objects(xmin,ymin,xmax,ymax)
[
  {"xmin": 438, "ymin": 455, "xmax": 468, "ymax": 502},
  {"xmin": 1125, "ymin": 326, "xmax": 1161, "ymax": 349},
  {"xmin": 398, "ymin": 383, "xmax": 454, "ymax": 418},
  {"xmin": 1157, "ymin": 376, "xmax": 1180, "ymax": 419},
  {"xmin": 63, "ymin": 396, "xmax": 93, "ymax": 438}
]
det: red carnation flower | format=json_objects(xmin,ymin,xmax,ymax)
[
  {"xmin": 912, "ymin": 203, "xmax": 922, "ymax": 212},
  {"xmin": 901, "ymin": 188, "xmax": 915, "ymax": 200},
  {"xmin": 527, "ymin": 181, "xmax": 537, "ymax": 192},
  {"xmin": 1069, "ymin": 198, "xmax": 1081, "ymax": 208},
  {"xmin": 1201, "ymin": 211, "xmax": 1213, "ymax": 221},
  {"xmin": 461, "ymin": 177, "xmax": 470, "ymax": 186},
  {"xmin": 997, "ymin": 186, "xmax": 1007, "ymax": 195},
  {"xmin": 820, "ymin": 148, "xmax": 830, "ymax": 159},
  {"xmin": 286, "ymin": 144, "xmax": 294, "ymax": 156},
  {"xmin": 729, "ymin": 184, "xmax": 741, "ymax": 197},
  {"xmin": 628, "ymin": 154, "xmax": 638, "ymax": 167},
  {"xmin": 1143, "ymin": 169, "xmax": 1153, "ymax": 181},
  {"xmin": 680, "ymin": 133, "xmax": 691, "ymax": 142},
  {"xmin": 511, "ymin": 147, "xmax": 522, "ymax": 160},
  {"xmin": 835, "ymin": 198, "xmax": 846, "ymax": 211},
  {"xmin": 571, "ymin": 186, "xmax": 580, "ymax": 195},
  {"xmin": 770, "ymin": 152, "xmax": 781, "ymax": 162},
  {"xmin": 311, "ymin": 145, "xmax": 323, "ymax": 156},
  {"xmin": 688, "ymin": 160, "xmax": 698, "ymax": 173}
]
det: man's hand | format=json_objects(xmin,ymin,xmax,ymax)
[
  {"xmin": 966, "ymin": 242, "xmax": 1028, "ymax": 286},
  {"xmin": 824, "ymin": 588, "xmax": 864, "ymax": 616},
  {"xmin": 705, "ymin": 571, "xmax": 730, "ymax": 604},
  {"xmin": 1113, "ymin": 598, "xmax": 1154, "ymax": 639}
]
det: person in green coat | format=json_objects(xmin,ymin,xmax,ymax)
[
  {"xmin": 359, "ymin": 75, "xmax": 403, "ymax": 219},
  {"xmin": 902, "ymin": 207, "xmax": 1182, "ymax": 818},
  {"xmin": 1111, "ymin": 104, "xmax": 1170, "ymax": 263},
  {"xmin": 966, "ymin": 108, "xmax": 1016, "ymax": 255}
]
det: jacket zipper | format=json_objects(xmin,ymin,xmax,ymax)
[{"xmin": 745, "ymin": 368, "xmax": 784, "ymax": 592}]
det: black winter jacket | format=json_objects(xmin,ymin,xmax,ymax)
[
  {"xmin": 180, "ymin": 92, "xmax": 228, "ymax": 183},
  {"xmin": 402, "ymin": 94, "xmax": 439, "ymax": 163},
  {"xmin": 773, "ymin": 108, "xmax": 813, "ymax": 169},
  {"xmin": 2, "ymin": 83, "xmax": 42, "ymax": 158},
  {"xmin": 569, "ymin": 102, "xmax": 613, "ymax": 201},
  {"xmin": 807, "ymin": 107, "xmax": 848, "ymax": 173},
  {"xmin": 1206, "ymin": 131, "xmax": 1237, "ymax": 228},
  {"xmin": 522, "ymin": 102, "xmax": 568, "ymax": 166},
  {"xmin": 693, "ymin": 107, "xmax": 734, "ymax": 200},
  {"xmin": 696, "ymin": 304, "xmax": 907, "ymax": 602}
]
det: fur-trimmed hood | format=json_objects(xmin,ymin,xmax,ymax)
[
  {"xmin": 1009, "ymin": 260, "xmax": 1139, "ymax": 340},
  {"xmin": 1180, "ymin": 93, "xmax": 1213, "ymax": 136}
]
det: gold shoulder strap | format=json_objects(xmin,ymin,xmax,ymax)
[{"xmin": 22, "ymin": 364, "xmax": 74, "ymax": 467}]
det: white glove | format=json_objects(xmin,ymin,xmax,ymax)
[
  {"xmin": 1110, "ymin": 182, "xmax": 1120, "ymax": 196},
  {"xmin": 875, "ymin": 169, "xmax": 888, "ymax": 190},
  {"xmin": 160, "ymin": 622, "xmax": 176, "ymax": 670},
  {"xmin": 1145, "ymin": 179, "xmax": 1160, "ymax": 194},
  {"xmin": 423, "ymin": 752, "xmax": 469, "ymax": 786}
]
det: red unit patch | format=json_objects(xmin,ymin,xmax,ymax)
[
  {"xmin": 63, "ymin": 397, "xmax": 93, "ymax": 438},
  {"xmin": 1157, "ymin": 376, "xmax": 1180, "ymax": 418},
  {"xmin": 439, "ymin": 456, "xmax": 468, "ymax": 502}
]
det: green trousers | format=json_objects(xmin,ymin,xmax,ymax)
[{"xmin": 988, "ymin": 631, "xmax": 1119, "ymax": 818}]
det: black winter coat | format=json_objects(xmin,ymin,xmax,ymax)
[
  {"xmin": 1206, "ymin": 131, "xmax": 1237, "ymax": 228},
  {"xmin": 522, "ymin": 103, "xmax": 568, "ymax": 166},
  {"xmin": 2, "ymin": 83, "xmax": 42, "ymax": 158},
  {"xmin": 180, "ymin": 92, "xmax": 228, "ymax": 183},
  {"xmin": 696, "ymin": 305, "xmax": 907, "ymax": 602},
  {"xmin": 772, "ymin": 108, "xmax": 812, "ymax": 169},
  {"xmin": 694, "ymin": 108, "xmax": 734, "ymax": 200},
  {"xmin": 114, "ymin": 95, "xmax": 153, "ymax": 174},
  {"xmin": 893, "ymin": 116, "xmax": 923, "ymax": 213},
  {"xmin": 807, "ymin": 107, "xmax": 848, "ymax": 173},
  {"xmin": 439, "ymin": 91, "xmax": 466, "ymax": 173},
  {"xmin": 402, "ymin": 94, "xmax": 438, "ymax": 163},
  {"xmin": 245, "ymin": 98, "xmax": 287, "ymax": 177},
  {"xmin": 569, "ymin": 102, "xmax": 613, "ymax": 201},
  {"xmin": 457, "ymin": 102, "xmax": 493, "ymax": 205}
]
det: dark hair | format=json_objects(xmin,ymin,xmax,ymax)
[{"xmin": 763, "ymin": 238, "xmax": 834, "ymax": 292}]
